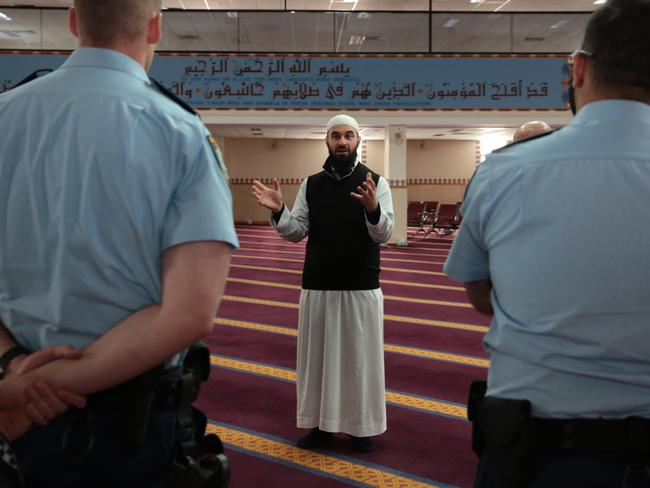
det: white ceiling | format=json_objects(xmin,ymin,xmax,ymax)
[
  {"xmin": 209, "ymin": 124, "xmax": 515, "ymax": 141},
  {"xmin": 0, "ymin": 0, "xmax": 602, "ymax": 11},
  {"xmin": 0, "ymin": 7, "xmax": 590, "ymax": 52},
  {"xmin": 197, "ymin": 102, "xmax": 574, "ymax": 140}
]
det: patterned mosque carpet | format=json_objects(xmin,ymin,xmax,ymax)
[{"xmin": 196, "ymin": 225, "xmax": 490, "ymax": 488}]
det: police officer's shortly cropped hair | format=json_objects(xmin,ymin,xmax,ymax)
[
  {"xmin": 581, "ymin": 0, "xmax": 650, "ymax": 101},
  {"xmin": 74, "ymin": 0, "xmax": 163, "ymax": 46}
]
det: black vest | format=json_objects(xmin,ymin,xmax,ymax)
[{"xmin": 303, "ymin": 163, "xmax": 381, "ymax": 290}]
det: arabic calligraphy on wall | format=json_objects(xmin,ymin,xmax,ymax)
[{"xmin": 0, "ymin": 53, "xmax": 569, "ymax": 110}]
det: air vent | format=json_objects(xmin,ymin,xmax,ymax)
[
  {"xmin": 365, "ymin": 35, "xmax": 386, "ymax": 42},
  {"xmin": 524, "ymin": 36, "xmax": 546, "ymax": 42},
  {"xmin": 0, "ymin": 29, "xmax": 36, "ymax": 38},
  {"xmin": 177, "ymin": 34, "xmax": 199, "ymax": 40}
]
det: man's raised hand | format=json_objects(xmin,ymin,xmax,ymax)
[
  {"xmin": 350, "ymin": 172, "xmax": 378, "ymax": 213},
  {"xmin": 251, "ymin": 179, "xmax": 284, "ymax": 213}
]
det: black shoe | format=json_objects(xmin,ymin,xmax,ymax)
[
  {"xmin": 296, "ymin": 428, "xmax": 332, "ymax": 449},
  {"xmin": 349, "ymin": 436, "xmax": 376, "ymax": 453}
]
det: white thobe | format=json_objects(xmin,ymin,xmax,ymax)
[{"xmin": 271, "ymin": 164, "xmax": 394, "ymax": 436}]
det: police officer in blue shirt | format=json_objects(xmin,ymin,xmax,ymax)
[
  {"xmin": 445, "ymin": 0, "xmax": 650, "ymax": 486},
  {"xmin": 0, "ymin": 1, "xmax": 238, "ymax": 486}
]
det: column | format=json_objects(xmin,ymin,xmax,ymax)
[{"xmin": 384, "ymin": 126, "xmax": 408, "ymax": 246}]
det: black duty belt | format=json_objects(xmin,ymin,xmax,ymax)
[
  {"xmin": 88, "ymin": 366, "xmax": 182, "ymax": 409},
  {"xmin": 534, "ymin": 417, "xmax": 650, "ymax": 456},
  {"xmin": 468, "ymin": 381, "xmax": 650, "ymax": 459},
  {"xmin": 467, "ymin": 380, "xmax": 650, "ymax": 488},
  {"xmin": 63, "ymin": 366, "xmax": 188, "ymax": 457}
]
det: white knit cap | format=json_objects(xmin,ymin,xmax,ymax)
[{"xmin": 326, "ymin": 114, "xmax": 360, "ymax": 134}]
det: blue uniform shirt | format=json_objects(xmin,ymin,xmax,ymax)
[
  {"xmin": 0, "ymin": 48, "xmax": 239, "ymax": 360},
  {"xmin": 445, "ymin": 100, "xmax": 650, "ymax": 418}
]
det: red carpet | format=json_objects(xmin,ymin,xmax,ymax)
[{"xmin": 198, "ymin": 224, "xmax": 489, "ymax": 487}]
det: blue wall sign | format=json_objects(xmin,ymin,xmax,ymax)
[{"xmin": 0, "ymin": 52, "xmax": 569, "ymax": 110}]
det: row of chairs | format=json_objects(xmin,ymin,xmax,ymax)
[{"xmin": 407, "ymin": 200, "xmax": 462, "ymax": 236}]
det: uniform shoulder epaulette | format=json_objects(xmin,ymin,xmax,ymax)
[
  {"xmin": 492, "ymin": 129, "xmax": 557, "ymax": 154},
  {"xmin": 9, "ymin": 69, "xmax": 53, "ymax": 90},
  {"xmin": 148, "ymin": 77, "xmax": 198, "ymax": 116}
]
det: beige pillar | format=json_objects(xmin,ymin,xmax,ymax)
[{"xmin": 384, "ymin": 126, "xmax": 408, "ymax": 246}]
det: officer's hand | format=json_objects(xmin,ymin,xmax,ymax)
[
  {"xmin": 23, "ymin": 381, "xmax": 86, "ymax": 427},
  {"xmin": 350, "ymin": 172, "xmax": 378, "ymax": 213},
  {"xmin": 251, "ymin": 179, "xmax": 283, "ymax": 213},
  {"xmin": 0, "ymin": 381, "xmax": 85, "ymax": 441},
  {"xmin": 8, "ymin": 345, "xmax": 82, "ymax": 377},
  {"xmin": 0, "ymin": 345, "xmax": 87, "ymax": 439}
]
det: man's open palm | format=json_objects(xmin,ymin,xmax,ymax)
[{"xmin": 252, "ymin": 179, "xmax": 283, "ymax": 213}]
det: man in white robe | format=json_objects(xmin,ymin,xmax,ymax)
[{"xmin": 251, "ymin": 114, "xmax": 394, "ymax": 452}]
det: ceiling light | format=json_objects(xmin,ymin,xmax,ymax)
[
  {"xmin": 470, "ymin": 0, "xmax": 482, "ymax": 3},
  {"xmin": 443, "ymin": 19, "xmax": 459, "ymax": 28},
  {"xmin": 550, "ymin": 20, "xmax": 570, "ymax": 29},
  {"xmin": 226, "ymin": 12, "xmax": 238, "ymax": 18},
  {"xmin": 330, "ymin": 0, "xmax": 358, "ymax": 9},
  {"xmin": 349, "ymin": 35, "xmax": 365, "ymax": 45},
  {"xmin": 0, "ymin": 12, "xmax": 12, "ymax": 21},
  {"xmin": 593, "ymin": 0, "xmax": 607, "ymax": 4}
]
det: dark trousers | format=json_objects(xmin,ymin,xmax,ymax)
[
  {"xmin": 12, "ymin": 405, "xmax": 178, "ymax": 488},
  {"xmin": 474, "ymin": 450, "xmax": 650, "ymax": 488},
  {"xmin": 0, "ymin": 460, "xmax": 21, "ymax": 488}
]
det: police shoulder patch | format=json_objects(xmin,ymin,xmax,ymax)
[{"xmin": 207, "ymin": 134, "xmax": 229, "ymax": 179}]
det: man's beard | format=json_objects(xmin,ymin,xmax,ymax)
[{"xmin": 327, "ymin": 146, "xmax": 358, "ymax": 174}]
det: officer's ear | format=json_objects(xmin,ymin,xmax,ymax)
[
  {"xmin": 147, "ymin": 12, "xmax": 162, "ymax": 45},
  {"xmin": 572, "ymin": 53, "xmax": 588, "ymax": 89},
  {"xmin": 68, "ymin": 7, "xmax": 79, "ymax": 38}
]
